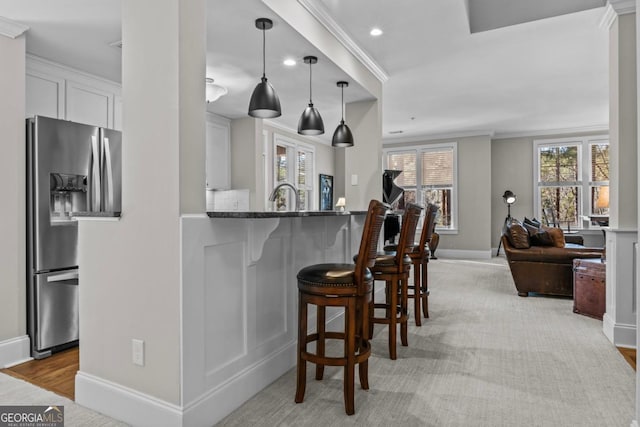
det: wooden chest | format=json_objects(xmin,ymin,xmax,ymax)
[{"xmin": 572, "ymin": 258, "xmax": 606, "ymax": 320}]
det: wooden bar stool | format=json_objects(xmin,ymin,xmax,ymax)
[
  {"xmin": 370, "ymin": 203, "xmax": 422, "ymax": 359},
  {"xmin": 295, "ymin": 199, "xmax": 386, "ymax": 415},
  {"xmin": 384, "ymin": 203, "xmax": 438, "ymax": 325}
]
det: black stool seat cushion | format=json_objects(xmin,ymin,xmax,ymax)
[{"xmin": 297, "ymin": 263, "xmax": 373, "ymax": 289}]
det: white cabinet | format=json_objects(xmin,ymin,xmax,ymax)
[
  {"xmin": 25, "ymin": 71, "xmax": 64, "ymax": 119},
  {"xmin": 206, "ymin": 113, "xmax": 231, "ymax": 190},
  {"xmin": 25, "ymin": 55, "xmax": 121, "ymax": 129},
  {"xmin": 65, "ymin": 80, "xmax": 113, "ymax": 128}
]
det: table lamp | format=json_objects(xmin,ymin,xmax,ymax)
[{"xmin": 335, "ymin": 197, "xmax": 346, "ymax": 212}]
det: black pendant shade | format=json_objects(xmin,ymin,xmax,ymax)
[
  {"xmin": 248, "ymin": 18, "xmax": 281, "ymax": 118},
  {"xmin": 331, "ymin": 81, "xmax": 354, "ymax": 147},
  {"xmin": 298, "ymin": 56, "xmax": 324, "ymax": 135}
]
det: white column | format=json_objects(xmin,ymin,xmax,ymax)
[
  {"xmin": 602, "ymin": 2, "xmax": 638, "ymax": 353},
  {"xmin": 75, "ymin": 0, "xmax": 206, "ymax": 425},
  {"xmin": 0, "ymin": 18, "xmax": 29, "ymax": 367}
]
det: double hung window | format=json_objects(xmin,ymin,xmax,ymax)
[
  {"xmin": 534, "ymin": 136, "xmax": 609, "ymax": 229},
  {"xmin": 384, "ymin": 143, "xmax": 457, "ymax": 230}
]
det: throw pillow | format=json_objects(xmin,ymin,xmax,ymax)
[
  {"xmin": 522, "ymin": 219, "xmax": 554, "ymax": 246},
  {"xmin": 542, "ymin": 225, "xmax": 565, "ymax": 248},
  {"xmin": 505, "ymin": 219, "xmax": 530, "ymax": 249},
  {"xmin": 531, "ymin": 231, "xmax": 555, "ymax": 246},
  {"xmin": 523, "ymin": 217, "xmax": 540, "ymax": 228}
]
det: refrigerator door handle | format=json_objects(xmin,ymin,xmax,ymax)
[
  {"xmin": 102, "ymin": 135, "xmax": 114, "ymax": 213},
  {"xmin": 47, "ymin": 271, "xmax": 79, "ymax": 282},
  {"xmin": 90, "ymin": 135, "xmax": 101, "ymax": 211}
]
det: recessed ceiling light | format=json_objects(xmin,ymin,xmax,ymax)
[
  {"xmin": 370, "ymin": 28, "xmax": 383, "ymax": 37},
  {"xmin": 283, "ymin": 58, "xmax": 296, "ymax": 66}
]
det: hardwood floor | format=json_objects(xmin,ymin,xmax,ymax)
[
  {"xmin": 618, "ymin": 347, "xmax": 636, "ymax": 371},
  {"xmin": 1, "ymin": 347, "xmax": 78, "ymax": 400}
]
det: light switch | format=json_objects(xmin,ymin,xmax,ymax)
[{"xmin": 351, "ymin": 174, "xmax": 358, "ymax": 186}]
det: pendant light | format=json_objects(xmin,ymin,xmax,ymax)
[
  {"xmin": 248, "ymin": 18, "xmax": 281, "ymax": 118},
  {"xmin": 332, "ymin": 81, "xmax": 354, "ymax": 147},
  {"xmin": 297, "ymin": 56, "xmax": 324, "ymax": 135}
]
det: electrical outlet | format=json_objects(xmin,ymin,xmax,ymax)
[{"xmin": 132, "ymin": 339, "xmax": 144, "ymax": 366}]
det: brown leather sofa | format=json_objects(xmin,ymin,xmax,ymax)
[{"xmin": 502, "ymin": 220, "xmax": 603, "ymax": 297}]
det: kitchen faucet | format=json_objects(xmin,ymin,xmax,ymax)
[{"xmin": 268, "ymin": 182, "xmax": 302, "ymax": 211}]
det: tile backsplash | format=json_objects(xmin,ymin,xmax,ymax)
[{"xmin": 206, "ymin": 189, "xmax": 249, "ymax": 211}]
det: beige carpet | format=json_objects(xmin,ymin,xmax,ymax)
[{"xmin": 218, "ymin": 257, "xmax": 636, "ymax": 427}]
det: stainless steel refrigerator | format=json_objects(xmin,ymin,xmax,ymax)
[{"xmin": 26, "ymin": 115, "xmax": 121, "ymax": 359}]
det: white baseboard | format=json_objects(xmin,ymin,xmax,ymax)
[
  {"xmin": 603, "ymin": 313, "xmax": 637, "ymax": 348},
  {"xmin": 75, "ymin": 371, "xmax": 182, "ymax": 427},
  {"xmin": 0, "ymin": 335, "xmax": 31, "ymax": 368},
  {"xmin": 434, "ymin": 249, "xmax": 492, "ymax": 259},
  {"xmin": 183, "ymin": 340, "xmax": 297, "ymax": 426}
]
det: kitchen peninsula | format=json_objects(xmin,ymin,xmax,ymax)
[{"xmin": 179, "ymin": 210, "xmax": 368, "ymax": 422}]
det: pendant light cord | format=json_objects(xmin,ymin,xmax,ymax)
[
  {"xmin": 341, "ymin": 85, "xmax": 345, "ymax": 121},
  {"xmin": 308, "ymin": 61, "xmax": 313, "ymax": 105},
  {"xmin": 262, "ymin": 27, "xmax": 266, "ymax": 79}
]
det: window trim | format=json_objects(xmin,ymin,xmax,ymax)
[
  {"xmin": 533, "ymin": 135, "xmax": 608, "ymax": 230},
  {"xmin": 383, "ymin": 141, "xmax": 458, "ymax": 232}
]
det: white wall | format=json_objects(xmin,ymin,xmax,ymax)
[
  {"xmin": 0, "ymin": 34, "xmax": 26, "ymax": 345},
  {"xmin": 76, "ymin": 0, "xmax": 205, "ymax": 412},
  {"xmin": 339, "ymin": 100, "xmax": 382, "ymax": 210}
]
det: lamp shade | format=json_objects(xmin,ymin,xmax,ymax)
[
  {"xmin": 331, "ymin": 121, "xmax": 354, "ymax": 147},
  {"xmin": 298, "ymin": 56, "xmax": 324, "ymax": 135},
  {"xmin": 502, "ymin": 190, "xmax": 516, "ymax": 205},
  {"xmin": 298, "ymin": 104, "xmax": 324, "ymax": 135},
  {"xmin": 206, "ymin": 78, "xmax": 228, "ymax": 103},
  {"xmin": 248, "ymin": 18, "xmax": 281, "ymax": 118},
  {"xmin": 249, "ymin": 77, "xmax": 281, "ymax": 118},
  {"xmin": 331, "ymin": 81, "xmax": 354, "ymax": 147},
  {"xmin": 596, "ymin": 186, "xmax": 609, "ymax": 209}
]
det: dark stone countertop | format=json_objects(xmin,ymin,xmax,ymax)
[{"xmin": 207, "ymin": 210, "xmax": 367, "ymax": 218}]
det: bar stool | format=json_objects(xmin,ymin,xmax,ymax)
[
  {"xmin": 370, "ymin": 203, "xmax": 422, "ymax": 360},
  {"xmin": 384, "ymin": 203, "xmax": 438, "ymax": 325},
  {"xmin": 409, "ymin": 203, "xmax": 438, "ymax": 323},
  {"xmin": 295, "ymin": 200, "xmax": 386, "ymax": 415}
]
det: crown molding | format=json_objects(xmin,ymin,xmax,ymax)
[
  {"xmin": 609, "ymin": 0, "xmax": 636, "ymax": 14},
  {"xmin": 600, "ymin": 1, "xmax": 636, "ymax": 28},
  {"xmin": 383, "ymin": 129, "xmax": 495, "ymax": 145},
  {"xmin": 297, "ymin": 0, "xmax": 388, "ymax": 83},
  {"xmin": 493, "ymin": 123, "xmax": 609, "ymax": 139},
  {"xmin": 0, "ymin": 16, "xmax": 29, "ymax": 39}
]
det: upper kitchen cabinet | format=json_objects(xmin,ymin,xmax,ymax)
[
  {"xmin": 25, "ymin": 56, "xmax": 121, "ymax": 130},
  {"xmin": 206, "ymin": 113, "xmax": 231, "ymax": 190},
  {"xmin": 65, "ymin": 80, "xmax": 113, "ymax": 128}
]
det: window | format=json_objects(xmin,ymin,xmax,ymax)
[
  {"xmin": 273, "ymin": 134, "xmax": 314, "ymax": 211},
  {"xmin": 384, "ymin": 143, "xmax": 457, "ymax": 230},
  {"xmin": 534, "ymin": 136, "xmax": 609, "ymax": 229}
]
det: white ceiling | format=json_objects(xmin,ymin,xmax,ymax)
[{"xmin": 0, "ymin": 0, "xmax": 610, "ymax": 143}]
